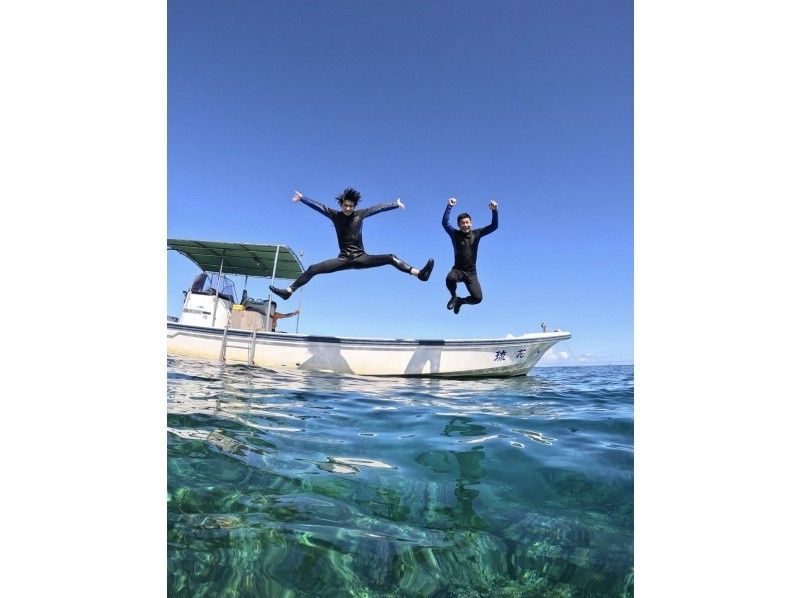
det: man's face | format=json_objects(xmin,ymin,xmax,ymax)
[
  {"xmin": 458, "ymin": 217, "xmax": 472, "ymax": 233},
  {"xmin": 341, "ymin": 200, "xmax": 356, "ymax": 215}
]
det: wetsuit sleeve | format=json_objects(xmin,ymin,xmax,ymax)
[
  {"xmin": 442, "ymin": 204, "xmax": 456, "ymax": 237},
  {"xmin": 299, "ymin": 196, "xmax": 335, "ymax": 219},
  {"xmin": 360, "ymin": 202, "xmax": 400, "ymax": 218},
  {"xmin": 476, "ymin": 209, "xmax": 498, "ymax": 239}
]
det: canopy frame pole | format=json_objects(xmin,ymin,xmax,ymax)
[
  {"xmin": 266, "ymin": 246, "xmax": 280, "ymax": 329},
  {"xmin": 211, "ymin": 250, "xmax": 225, "ymax": 327},
  {"xmin": 295, "ymin": 288, "xmax": 303, "ymax": 334},
  {"xmin": 179, "ymin": 271, "xmax": 196, "ymax": 320},
  {"xmin": 267, "ymin": 246, "xmax": 280, "ymax": 300},
  {"xmin": 248, "ymin": 330, "xmax": 257, "ymax": 365},
  {"xmin": 294, "ymin": 251, "xmax": 304, "ymax": 334},
  {"xmin": 219, "ymin": 324, "xmax": 229, "ymax": 363}
]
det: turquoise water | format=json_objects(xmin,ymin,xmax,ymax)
[{"xmin": 167, "ymin": 358, "xmax": 633, "ymax": 597}]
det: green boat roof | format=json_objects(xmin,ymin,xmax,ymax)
[{"xmin": 167, "ymin": 239, "xmax": 304, "ymax": 279}]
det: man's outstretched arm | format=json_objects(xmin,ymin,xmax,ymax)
[
  {"xmin": 478, "ymin": 200, "xmax": 499, "ymax": 237},
  {"xmin": 275, "ymin": 308, "xmax": 300, "ymax": 319},
  {"xmin": 361, "ymin": 198, "xmax": 404, "ymax": 218},
  {"xmin": 292, "ymin": 191, "xmax": 335, "ymax": 219},
  {"xmin": 442, "ymin": 197, "xmax": 457, "ymax": 235}
]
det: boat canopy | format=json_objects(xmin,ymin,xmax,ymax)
[{"xmin": 168, "ymin": 239, "xmax": 304, "ymax": 280}]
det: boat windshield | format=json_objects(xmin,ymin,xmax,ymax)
[{"xmin": 197, "ymin": 273, "xmax": 236, "ymax": 302}]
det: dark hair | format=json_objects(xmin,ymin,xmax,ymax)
[
  {"xmin": 336, "ymin": 187, "xmax": 361, "ymax": 206},
  {"xmin": 457, "ymin": 212, "xmax": 472, "ymax": 223}
]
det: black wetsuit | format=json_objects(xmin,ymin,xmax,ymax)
[
  {"xmin": 442, "ymin": 204, "xmax": 498, "ymax": 305},
  {"xmin": 287, "ymin": 196, "xmax": 414, "ymax": 290}
]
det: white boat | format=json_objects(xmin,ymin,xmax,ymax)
[{"xmin": 167, "ymin": 239, "xmax": 571, "ymax": 377}]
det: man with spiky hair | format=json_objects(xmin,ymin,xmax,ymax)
[
  {"xmin": 441, "ymin": 197, "xmax": 499, "ymax": 314},
  {"xmin": 269, "ymin": 188, "xmax": 434, "ymax": 300}
]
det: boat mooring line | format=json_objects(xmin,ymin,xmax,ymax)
[{"xmin": 564, "ymin": 341, "xmax": 582, "ymax": 366}]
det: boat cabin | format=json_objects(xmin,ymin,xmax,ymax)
[{"xmin": 168, "ymin": 239, "xmax": 305, "ymax": 332}]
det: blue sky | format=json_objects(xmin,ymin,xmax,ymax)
[{"xmin": 168, "ymin": 0, "xmax": 632, "ymax": 364}]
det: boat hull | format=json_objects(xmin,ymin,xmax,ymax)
[{"xmin": 167, "ymin": 322, "xmax": 571, "ymax": 378}]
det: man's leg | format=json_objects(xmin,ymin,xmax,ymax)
[
  {"xmin": 351, "ymin": 254, "xmax": 434, "ymax": 280},
  {"xmin": 445, "ymin": 269, "xmax": 462, "ymax": 310},
  {"xmin": 461, "ymin": 272, "xmax": 483, "ymax": 305},
  {"xmin": 270, "ymin": 257, "xmax": 348, "ymax": 299},
  {"xmin": 453, "ymin": 272, "xmax": 483, "ymax": 313}
]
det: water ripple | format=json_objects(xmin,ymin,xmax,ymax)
[{"xmin": 168, "ymin": 357, "xmax": 633, "ymax": 596}]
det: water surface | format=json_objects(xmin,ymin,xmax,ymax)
[{"xmin": 168, "ymin": 358, "xmax": 633, "ymax": 596}]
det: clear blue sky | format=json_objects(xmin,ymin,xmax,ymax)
[{"xmin": 167, "ymin": 0, "xmax": 632, "ymax": 365}]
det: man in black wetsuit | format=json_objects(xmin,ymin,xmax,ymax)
[
  {"xmin": 441, "ymin": 197, "xmax": 498, "ymax": 314},
  {"xmin": 269, "ymin": 188, "xmax": 434, "ymax": 300}
]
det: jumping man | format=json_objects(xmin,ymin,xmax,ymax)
[
  {"xmin": 269, "ymin": 188, "xmax": 434, "ymax": 300},
  {"xmin": 441, "ymin": 197, "xmax": 498, "ymax": 314}
]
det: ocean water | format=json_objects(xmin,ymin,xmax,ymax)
[{"xmin": 167, "ymin": 358, "xmax": 633, "ymax": 597}]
